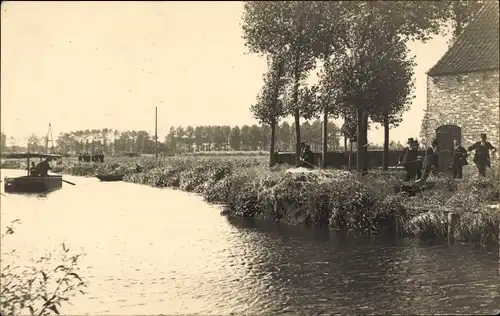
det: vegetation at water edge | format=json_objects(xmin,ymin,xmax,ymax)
[{"xmin": 3, "ymin": 156, "xmax": 498, "ymax": 244}]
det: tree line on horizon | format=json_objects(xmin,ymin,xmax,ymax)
[
  {"xmin": 0, "ymin": 120, "xmax": 407, "ymax": 156},
  {"xmin": 243, "ymin": 0, "xmax": 483, "ymax": 169}
]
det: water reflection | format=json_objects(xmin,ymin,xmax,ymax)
[
  {"xmin": 226, "ymin": 217, "xmax": 500, "ymax": 315},
  {"xmin": 1, "ymin": 169, "xmax": 499, "ymax": 315}
]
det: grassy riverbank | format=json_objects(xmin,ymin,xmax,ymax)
[{"xmin": 2, "ymin": 156, "xmax": 499, "ymax": 244}]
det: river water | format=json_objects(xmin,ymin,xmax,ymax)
[{"xmin": 1, "ymin": 169, "xmax": 499, "ymax": 315}]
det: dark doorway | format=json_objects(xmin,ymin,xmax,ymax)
[{"xmin": 435, "ymin": 125, "xmax": 462, "ymax": 173}]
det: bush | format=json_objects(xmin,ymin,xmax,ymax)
[{"xmin": 1, "ymin": 220, "xmax": 86, "ymax": 316}]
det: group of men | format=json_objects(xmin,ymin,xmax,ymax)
[
  {"xmin": 78, "ymin": 151, "xmax": 105, "ymax": 163},
  {"xmin": 398, "ymin": 133, "xmax": 497, "ymax": 182}
]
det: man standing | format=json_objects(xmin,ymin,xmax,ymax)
[
  {"xmin": 451, "ymin": 139, "xmax": 468, "ymax": 179},
  {"xmin": 467, "ymin": 133, "xmax": 497, "ymax": 177},
  {"xmin": 398, "ymin": 138, "xmax": 420, "ymax": 181},
  {"xmin": 416, "ymin": 138, "xmax": 438, "ymax": 184}
]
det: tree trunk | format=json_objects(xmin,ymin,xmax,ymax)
[
  {"xmin": 362, "ymin": 113, "xmax": 369, "ymax": 173},
  {"xmin": 356, "ymin": 107, "xmax": 365, "ymax": 173},
  {"xmin": 344, "ymin": 136, "xmax": 347, "ymax": 153},
  {"xmin": 382, "ymin": 112, "xmax": 389, "ymax": 171},
  {"xmin": 355, "ymin": 108, "xmax": 369, "ymax": 174},
  {"xmin": 269, "ymin": 120, "xmax": 276, "ymax": 168},
  {"xmin": 293, "ymin": 73, "xmax": 301, "ymax": 167},
  {"xmin": 321, "ymin": 109, "xmax": 328, "ymax": 168},
  {"xmin": 294, "ymin": 112, "xmax": 301, "ymax": 167},
  {"xmin": 348, "ymin": 141, "xmax": 353, "ymax": 171}
]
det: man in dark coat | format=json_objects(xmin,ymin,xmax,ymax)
[
  {"xmin": 300, "ymin": 144, "xmax": 315, "ymax": 169},
  {"xmin": 467, "ymin": 133, "xmax": 497, "ymax": 177},
  {"xmin": 35, "ymin": 158, "xmax": 52, "ymax": 177},
  {"xmin": 451, "ymin": 139, "xmax": 468, "ymax": 179},
  {"xmin": 418, "ymin": 138, "xmax": 438, "ymax": 183},
  {"xmin": 398, "ymin": 138, "xmax": 420, "ymax": 181}
]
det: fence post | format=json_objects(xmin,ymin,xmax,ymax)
[{"xmin": 447, "ymin": 212, "xmax": 460, "ymax": 244}]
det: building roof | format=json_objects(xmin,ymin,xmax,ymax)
[
  {"xmin": 1, "ymin": 153, "xmax": 62, "ymax": 159},
  {"xmin": 427, "ymin": 1, "xmax": 499, "ymax": 76}
]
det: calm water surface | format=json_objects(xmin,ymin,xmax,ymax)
[{"xmin": 1, "ymin": 169, "xmax": 499, "ymax": 315}]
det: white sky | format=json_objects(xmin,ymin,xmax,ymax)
[{"xmin": 1, "ymin": 1, "xmax": 451, "ymax": 145}]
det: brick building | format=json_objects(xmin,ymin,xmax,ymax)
[{"xmin": 422, "ymin": 1, "xmax": 499, "ymax": 170}]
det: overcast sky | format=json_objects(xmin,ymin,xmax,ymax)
[{"xmin": 1, "ymin": 1, "xmax": 451, "ymax": 145}]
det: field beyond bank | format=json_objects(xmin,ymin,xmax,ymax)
[{"xmin": 2, "ymin": 155, "xmax": 499, "ymax": 244}]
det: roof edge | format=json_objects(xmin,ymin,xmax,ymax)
[
  {"xmin": 426, "ymin": 67, "xmax": 500, "ymax": 77},
  {"xmin": 426, "ymin": 1, "xmax": 494, "ymax": 76}
]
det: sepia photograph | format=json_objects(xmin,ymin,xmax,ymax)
[{"xmin": 1, "ymin": 1, "xmax": 499, "ymax": 315}]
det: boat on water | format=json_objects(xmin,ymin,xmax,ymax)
[
  {"xmin": 96, "ymin": 174, "xmax": 125, "ymax": 182},
  {"xmin": 3, "ymin": 153, "xmax": 64, "ymax": 194}
]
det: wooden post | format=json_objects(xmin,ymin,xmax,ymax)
[
  {"xmin": 155, "ymin": 106, "xmax": 158, "ymax": 160},
  {"xmin": 447, "ymin": 212, "xmax": 460, "ymax": 244},
  {"xmin": 395, "ymin": 215, "xmax": 399, "ymax": 239}
]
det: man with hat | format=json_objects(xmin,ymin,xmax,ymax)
[
  {"xmin": 451, "ymin": 138, "xmax": 468, "ymax": 179},
  {"xmin": 467, "ymin": 133, "xmax": 497, "ymax": 177},
  {"xmin": 398, "ymin": 137, "xmax": 421, "ymax": 181}
]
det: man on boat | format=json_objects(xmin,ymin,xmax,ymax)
[
  {"xmin": 29, "ymin": 162, "xmax": 38, "ymax": 176},
  {"xmin": 35, "ymin": 158, "xmax": 52, "ymax": 177},
  {"xmin": 300, "ymin": 143, "xmax": 315, "ymax": 169},
  {"xmin": 451, "ymin": 139, "xmax": 468, "ymax": 179},
  {"xmin": 397, "ymin": 138, "xmax": 420, "ymax": 181},
  {"xmin": 467, "ymin": 133, "xmax": 497, "ymax": 177}
]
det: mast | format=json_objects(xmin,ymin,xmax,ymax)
[
  {"xmin": 155, "ymin": 106, "xmax": 158, "ymax": 160},
  {"xmin": 46, "ymin": 123, "xmax": 54, "ymax": 154}
]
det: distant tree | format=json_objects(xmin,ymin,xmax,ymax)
[
  {"xmin": 247, "ymin": 125, "xmax": 261, "ymax": 150},
  {"xmin": 221, "ymin": 126, "xmax": 231, "ymax": 151},
  {"xmin": 389, "ymin": 140, "xmax": 405, "ymax": 150},
  {"xmin": 27, "ymin": 134, "xmax": 41, "ymax": 153},
  {"xmin": 240, "ymin": 125, "xmax": 250, "ymax": 150},
  {"xmin": 229, "ymin": 126, "xmax": 241, "ymax": 151},
  {"xmin": 201, "ymin": 126, "xmax": 213, "ymax": 151},
  {"xmin": 185, "ymin": 126, "xmax": 195, "ymax": 152},
  {"xmin": 1, "ymin": 132, "xmax": 7, "ymax": 152},
  {"xmin": 194, "ymin": 126, "xmax": 203, "ymax": 151},
  {"xmin": 8, "ymin": 137, "xmax": 18, "ymax": 152},
  {"xmin": 55, "ymin": 132, "xmax": 74, "ymax": 155},
  {"xmin": 174, "ymin": 126, "xmax": 184, "ymax": 151},
  {"xmin": 166, "ymin": 127, "xmax": 177, "ymax": 153},
  {"xmin": 278, "ymin": 122, "xmax": 291, "ymax": 151},
  {"xmin": 327, "ymin": 121, "xmax": 341, "ymax": 150},
  {"xmin": 211, "ymin": 126, "xmax": 224, "ymax": 151}
]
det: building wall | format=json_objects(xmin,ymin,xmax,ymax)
[{"xmin": 424, "ymin": 69, "xmax": 500, "ymax": 151}]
